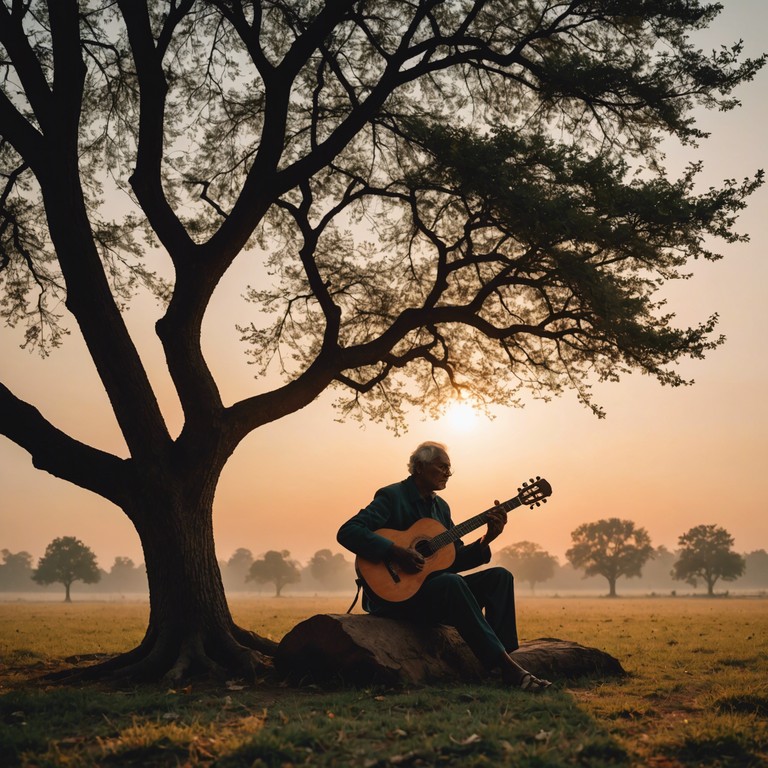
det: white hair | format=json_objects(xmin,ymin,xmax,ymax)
[{"xmin": 408, "ymin": 441, "xmax": 448, "ymax": 475}]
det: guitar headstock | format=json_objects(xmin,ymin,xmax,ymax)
[{"xmin": 518, "ymin": 477, "xmax": 552, "ymax": 508}]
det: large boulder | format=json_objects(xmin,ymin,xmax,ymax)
[{"xmin": 275, "ymin": 613, "xmax": 625, "ymax": 685}]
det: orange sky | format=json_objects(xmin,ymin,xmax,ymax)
[{"xmin": 2, "ymin": 2, "xmax": 767, "ymax": 571}]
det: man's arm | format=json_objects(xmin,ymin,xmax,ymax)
[
  {"xmin": 448, "ymin": 504, "xmax": 507, "ymax": 572},
  {"xmin": 337, "ymin": 486, "xmax": 427, "ymax": 573}
]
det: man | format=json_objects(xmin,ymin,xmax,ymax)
[{"xmin": 337, "ymin": 441, "xmax": 551, "ymax": 691}]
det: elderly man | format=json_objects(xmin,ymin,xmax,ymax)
[{"xmin": 337, "ymin": 441, "xmax": 551, "ymax": 692}]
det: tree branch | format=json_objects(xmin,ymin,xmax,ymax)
[
  {"xmin": 0, "ymin": 381, "xmax": 128, "ymax": 506},
  {"xmin": 117, "ymin": 0, "xmax": 197, "ymax": 260}
]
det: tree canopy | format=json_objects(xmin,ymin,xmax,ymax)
[
  {"xmin": 0, "ymin": 1, "xmax": 763, "ymax": 681},
  {"xmin": 672, "ymin": 524, "xmax": 745, "ymax": 596},
  {"xmin": 1, "ymin": 2, "xmax": 763, "ymax": 430},
  {"xmin": 566, "ymin": 518, "xmax": 654, "ymax": 597}
]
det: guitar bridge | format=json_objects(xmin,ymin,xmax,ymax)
[{"xmin": 384, "ymin": 561, "xmax": 401, "ymax": 584}]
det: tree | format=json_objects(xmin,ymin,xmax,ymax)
[
  {"xmin": 639, "ymin": 545, "xmax": 678, "ymax": 592},
  {"xmin": 0, "ymin": 2, "xmax": 763, "ymax": 681},
  {"xmin": 741, "ymin": 550, "xmax": 768, "ymax": 589},
  {"xmin": 496, "ymin": 541, "xmax": 557, "ymax": 593},
  {"xmin": 566, "ymin": 519, "xmax": 654, "ymax": 597},
  {"xmin": 221, "ymin": 548, "xmax": 255, "ymax": 593},
  {"xmin": 0, "ymin": 549, "xmax": 34, "ymax": 590},
  {"xmin": 247, "ymin": 550, "xmax": 301, "ymax": 597},
  {"xmin": 308, "ymin": 548, "xmax": 355, "ymax": 591},
  {"xmin": 106, "ymin": 556, "xmax": 147, "ymax": 592},
  {"xmin": 672, "ymin": 524, "xmax": 745, "ymax": 596},
  {"xmin": 32, "ymin": 536, "xmax": 100, "ymax": 602}
]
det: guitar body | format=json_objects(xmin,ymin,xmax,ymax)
[{"xmin": 355, "ymin": 518, "xmax": 457, "ymax": 602}]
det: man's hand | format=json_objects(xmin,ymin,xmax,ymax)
[
  {"xmin": 482, "ymin": 500, "xmax": 508, "ymax": 545},
  {"xmin": 389, "ymin": 545, "xmax": 425, "ymax": 573}
]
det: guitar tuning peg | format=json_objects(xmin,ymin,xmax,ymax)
[
  {"xmin": 535, "ymin": 475, "xmax": 541, "ymax": 481},
  {"xmin": 517, "ymin": 487, "xmax": 522, "ymax": 493},
  {"xmin": 529, "ymin": 477, "xmax": 534, "ymax": 483},
  {"xmin": 543, "ymin": 499, "xmax": 547, "ymax": 504}
]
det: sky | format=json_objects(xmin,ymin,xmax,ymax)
[{"xmin": 1, "ymin": 2, "xmax": 767, "ymax": 572}]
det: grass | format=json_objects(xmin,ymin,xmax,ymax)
[{"xmin": 1, "ymin": 596, "xmax": 766, "ymax": 767}]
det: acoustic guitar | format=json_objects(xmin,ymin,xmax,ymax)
[{"xmin": 355, "ymin": 477, "xmax": 552, "ymax": 602}]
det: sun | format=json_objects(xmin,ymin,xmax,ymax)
[{"xmin": 443, "ymin": 401, "xmax": 480, "ymax": 432}]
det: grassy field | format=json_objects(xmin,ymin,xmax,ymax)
[{"xmin": 1, "ymin": 596, "xmax": 766, "ymax": 767}]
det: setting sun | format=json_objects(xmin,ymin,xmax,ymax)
[{"xmin": 443, "ymin": 402, "xmax": 481, "ymax": 432}]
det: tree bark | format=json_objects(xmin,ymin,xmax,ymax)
[{"xmin": 275, "ymin": 614, "xmax": 626, "ymax": 686}]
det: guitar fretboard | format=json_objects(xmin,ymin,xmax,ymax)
[{"xmin": 427, "ymin": 494, "xmax": 523, "ymax": 553}]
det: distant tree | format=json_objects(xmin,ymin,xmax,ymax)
[
  {"xmin": 672, "ymin": 525, "xmax": 745, "ymax": 596},
  {"xmin": 308, "ymin": 549, "xmax": 355, "ymax": 591},
  {"xmin": 496, "ymin": 541, "xmax": 557, "ymax": 593},
  {"xmin": 0, "ymin": 549, "xmax": 35, "ymax": 591},
  {"xmin": 106, "ymin": 557, "xmax": 147, "ymax": 593},
  {"xmin": 32, "ymin": 537, "xmax": 100, "ymax": 602},
  {"xmin": 742, "ymin": 550, "xmax": 768, "ymax": 588},
  {"xmin": 247, "ymin": 551, "xmax": 301, "ymax": 597},
  {"xmin": 566, "ymin": 519, "xmax": 654, "ymax": 597},
  {"xmin": 640, "ymin": 545, "xmax": 679, "ymax": 592},
  {"xmin": 222, "ymin": 548, "xmax": 255, "ymax": 593}
]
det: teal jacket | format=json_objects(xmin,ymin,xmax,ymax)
[{"xmin": 337, "ymin": 475, "xmax": 492, "ymax": 610}]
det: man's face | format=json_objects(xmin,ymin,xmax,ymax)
[{"xmin": 419, "ymin": 450, "xmax": 453, "ymax": 493}]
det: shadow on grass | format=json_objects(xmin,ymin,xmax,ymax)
[
  {"xmin": 0, "ymin": 678, "xmax": 634, "ymax": 768},
  {"xmin": 215, "ymin": 682, "xmax": 633, "ymax": 768},
  {"xmin": 5, "ymin": 676, "xmax": 766, "ymax": 767}
]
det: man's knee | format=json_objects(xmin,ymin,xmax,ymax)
[
  {"xmin": 474, "ymin": 566, "xmax": 514, "ymax": 590},
  {"xmin": 431, "ymin": 572, "xmax": 469, "ymax": 591},
  {"xmin": 425, "ymin": 572, "xmax": 474, "ymax": 604}
]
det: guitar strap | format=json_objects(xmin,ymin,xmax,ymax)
[{"xmin": 346, "ymin": 577, "xmax": 365, "ymax": 614}]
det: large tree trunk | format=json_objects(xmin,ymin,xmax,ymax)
[{"xmin": 51, "ymin": 468, "xmax": 278, "ymax": 684}]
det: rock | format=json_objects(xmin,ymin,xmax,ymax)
[{"xmin": 275, "ymin": 613, "xmax": 625, "ymax": 685}]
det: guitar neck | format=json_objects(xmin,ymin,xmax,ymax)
[{"xmin": 429, "ymin": 494, "xmax": 523, "ymax": 552}]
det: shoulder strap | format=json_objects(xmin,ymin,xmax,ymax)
[{"xmin": 346, "ymin": 577, "xmax": 364, "ymax": 614}]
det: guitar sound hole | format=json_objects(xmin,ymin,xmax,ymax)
[{"xmin": 414, "ymin": 540, "xmax": 433, "ymax": 558}]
